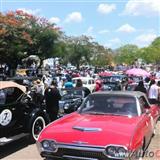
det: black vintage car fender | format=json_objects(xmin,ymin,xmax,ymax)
[
  {"xmin": 25, "ymin": 107, "xmax": 50, "ymax": 142},
  {"xmin": 28, "ymin": 107, "xmax": 50, "ymax": 126}
]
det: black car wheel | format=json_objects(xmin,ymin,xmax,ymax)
[{"xmin": 30, "ymin": 116, "xmax": 46, "ymax": 142}]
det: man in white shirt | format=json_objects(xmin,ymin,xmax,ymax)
[{"xmin": 148, "ymin": 79, "xmax": 159, "ymax": 104}]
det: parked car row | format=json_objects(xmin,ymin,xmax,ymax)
[
  {"xmin": 0, "ymin": 81, "xmax": 85, "ymax": 147},
  {"xmin": 59, "ymin": 88, "xmax": 85, "ymax": 115},
  {"xmin": 1, "ymin": 80, "xmax": 160, "ymax": 160}
]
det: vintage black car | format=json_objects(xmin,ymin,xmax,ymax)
[
  {"xmin": 59, "ymin": 88, "xmax": 84, "ymax": 115},
  {"xmin": 101, "ymin": 81, "xmax": 122, "ymax": 91},
  {"xmin": 0, "ymin": 81, "xmax": 50, "ymax": 146}
]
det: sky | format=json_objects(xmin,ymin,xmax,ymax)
[{"xmin": 1, "ymin": 0, "xmax": 160, "ymax": 49}]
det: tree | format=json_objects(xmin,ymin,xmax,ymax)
[
  {"xmin": 114, "ymin": 44, "xmax": 139, "ymax": 65},
  {"xmin": 0, "ymin": 10, "xmax": 60, "ymax": 69},
  {"xmin": 0, "ymin": 11, "xmax": 33, "ymax": 68},
  {"xmin": 138, "ymin": 37, "xmax": 160, "ymax": 64},
  {"xmin": 90, "ymin": 42, "xmax": 113, "ymax": 66},
  {"xmin": 62, "ymin": 35, "xmax": 93, "ymax": 69}
]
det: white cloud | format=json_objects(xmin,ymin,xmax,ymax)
[
  {"xmin": 98, "ymin": 29, "xmax": 109, "ymax": 34},
  {"xmin": 109, "ymin": 38, "xmax": 121, "ymax": 44},
  {"xmin": 49, "ymin": 17, "xmax": 61, "ymax": 24},
  {"xmin": 87, "ymin": 26, "xmax": 94, "ymax": 34},
  {"xmin": 123, "ymin": 0, "xmax": 160, "ymax": 16},
  {"xmin": 97, "ymin": 3, "xmax": 116, "ymax": 14},
  {"xmin": 84, "ymin": 26, "xmax": 96, "ymax": 38},
  {"xmin": 17, "ymin": 8, "xmax": 41, "ymax": 15},
  {"xmin": 105, "ymin": 38, "xmax": 121, "ymax": 48},
  {"xmin": 134, "ymin": 33, "xmax": 157, "ymax": 47},
  {"xmin": 65, "ymin": 12, "xmax": 83, "ymax": 23},
  {"xmin": 117, "ymin": 24, "xmax": 136, "ymax": 33}
]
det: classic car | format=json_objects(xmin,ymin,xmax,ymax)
[
  {"xmin": 100, "ymin": 74, "xmax": 127, "ymax": 83},
  {"xmin": 72, "ymin": 77, "xmax": 96, "ymax": 93},
  {"xmin": 0, "ymin": 81, "xmax": 50, "ymax": 146},
  {"xmin": 6, "ymin": 76, "xmax": 38, "ymax": 88},
  {"xmin": 101, "ymin": 81, "xmax": 122, "ymax": 91},
  {"xmin": 37, "ymin": 91, "xmax": 160, "ymax": 160},
  {"xmin": 59, "ymin": 88, "xmax": 84, "ymax": 115},
  {"xmin": 126, "ymin": 82, "xmax": 149, "ymax": 91}
]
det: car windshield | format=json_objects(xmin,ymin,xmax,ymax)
[
  {"xmin": 79, "ymin": 94, "xmax": 138, "ymax": 116},
  {"xmin": 61, "ymin": 89, "xmax": 84, "ymax": 100},
  {"xmin": 102, "ymin": 82, "xmax": 121, "ymax": 91}
]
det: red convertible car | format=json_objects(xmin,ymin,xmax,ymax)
[{"xmin": 37, "ymin": 91, "xmax": 160, "ymax": 160}]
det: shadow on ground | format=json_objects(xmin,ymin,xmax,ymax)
[{"xmin": 0, "ymin": 137, "xmax": 30, "ymax": 159}]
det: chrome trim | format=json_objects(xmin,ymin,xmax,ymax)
[
  {"xmin": 38, "ymin": 140, "xmax": 129, "ymax": 159},
  {"xmin": 72, "ymin": 141, "xmax": 88, "ymax": 144},
  {"xmin": 58, "ymin": 144, "xmax": 105, "ymax": 152},
  {"xmin": 73, "ymin": 126, "xmax": 102, "ymax": 132},
  {"xmin": 38, "ymin": 140, "xmax": 105, "ymax": 153},
  {"xmin": 63, "ymin": 155, "xmax": 98, "ymax": 160},
  {"xmin": 38, "ymin": 139, "xmax": 58, "ymax": 153},
  {"xmin": 57, "ymin": 142, "xmax": 105, "ymax": 149},
  {"xmin": 104, "ymin": 144, "xmax": 128, "ymax": 159},
  {"xmin": 105, "ymin": 144, "xmax": 128, "ymax": 150}
]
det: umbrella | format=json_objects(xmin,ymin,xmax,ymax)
[{"xmin": 125, "ymin": 68, "xmax": 150, "ymax": 77}]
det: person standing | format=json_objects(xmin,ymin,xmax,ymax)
[
  {"xmin": 157, "ymin": 81, "xmax": 160, "ymax": 105},
  {"xmin": 75, "ymin": 79, "xmax": 90, "ymax": 97},
  {"xmin": 34, "ymin": 79, "xmax": 45, "ymax": 105},
  {"xmin": 95, "ymin": 80, "xmax": 102, "ymax": 92},
  {"xmin": 148, "ymin": 79, "xmax": 159, "ymax": 104},
  {"xmin": 134, "ymin": 81, "xmax": 147, "ymax": 94},
  {"xmin": 44, "ymin": 80, "xmax": 61, "ymax": 122}
]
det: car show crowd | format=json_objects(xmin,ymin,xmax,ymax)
[
  {"xmin": 1, "ymin": 64, "xmax": 160, "ymax": 160},
  {"xmin": 1, "ymin": 64, "xmax": 160, "ymax": 121}
]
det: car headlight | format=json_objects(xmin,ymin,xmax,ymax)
[
  {"xmin": 42, "ymin": 140, "xmax": 50, "ymax": 148},
  {"xmin": 64, "ymin": 103, "xmax": 69, "ymax": 109},
  {"xmin": 105, "ymin": 145, "xmax": 128, "ymax": 159},
  {"xmin": 41, "ymin": 140, "xmax": 58, "ymax": 152},
  {"xmin": 106, "ymin": 146, "xmax": 117, "ymax": 157}
]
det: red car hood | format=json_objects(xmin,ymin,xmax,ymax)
[{"xmin": 39, "ymin": 112, "xmax": 141, "ymax": 147}]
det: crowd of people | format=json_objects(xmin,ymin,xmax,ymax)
[
  {"xmin": 135, "ymin": 79, "xmax": 160, "ymax": 104},
  {"xmin": 2, "ymin": 63, "xmax": 160, "ymax": 122},
  {"xmin": 28, "ymin": 68, "xmax": 160, "ymax": 123},
  {"xmin": 31, "ymin": 76, "xmax": 91, "ymax": 121}
]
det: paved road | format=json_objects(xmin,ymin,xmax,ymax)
[
  {"xmin": 0, "ymin": 137, "xmax": 42, "ymax": 160},
  {"xmin": 1, "ymin": 122, "xmax": 160, "ymax": 160}
]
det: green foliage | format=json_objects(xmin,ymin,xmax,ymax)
[
  {"xmin": 0, "ymin": 11, "xmax": 60, "ymax": 68},
  {"xmin": 114, "ymin": 44, "xmax": 139, "ymax": 65},
  {"xmin": 114, "ymin": 38, "xmax": 160, "ymax": 65},
  {"xmin": 90, "ymin": 43, "xmax": 113, "ymax": 66},
  {"xmin": 138, "ymin": 37, "xmax": 160, "ymax": 64},
  {"xmin": 60, "ymin": 35, "xmax": 93, "ymax": 68},
  {"xmin": 0, "ymin": 10, "xmax": 159, "ymax": 69}
]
